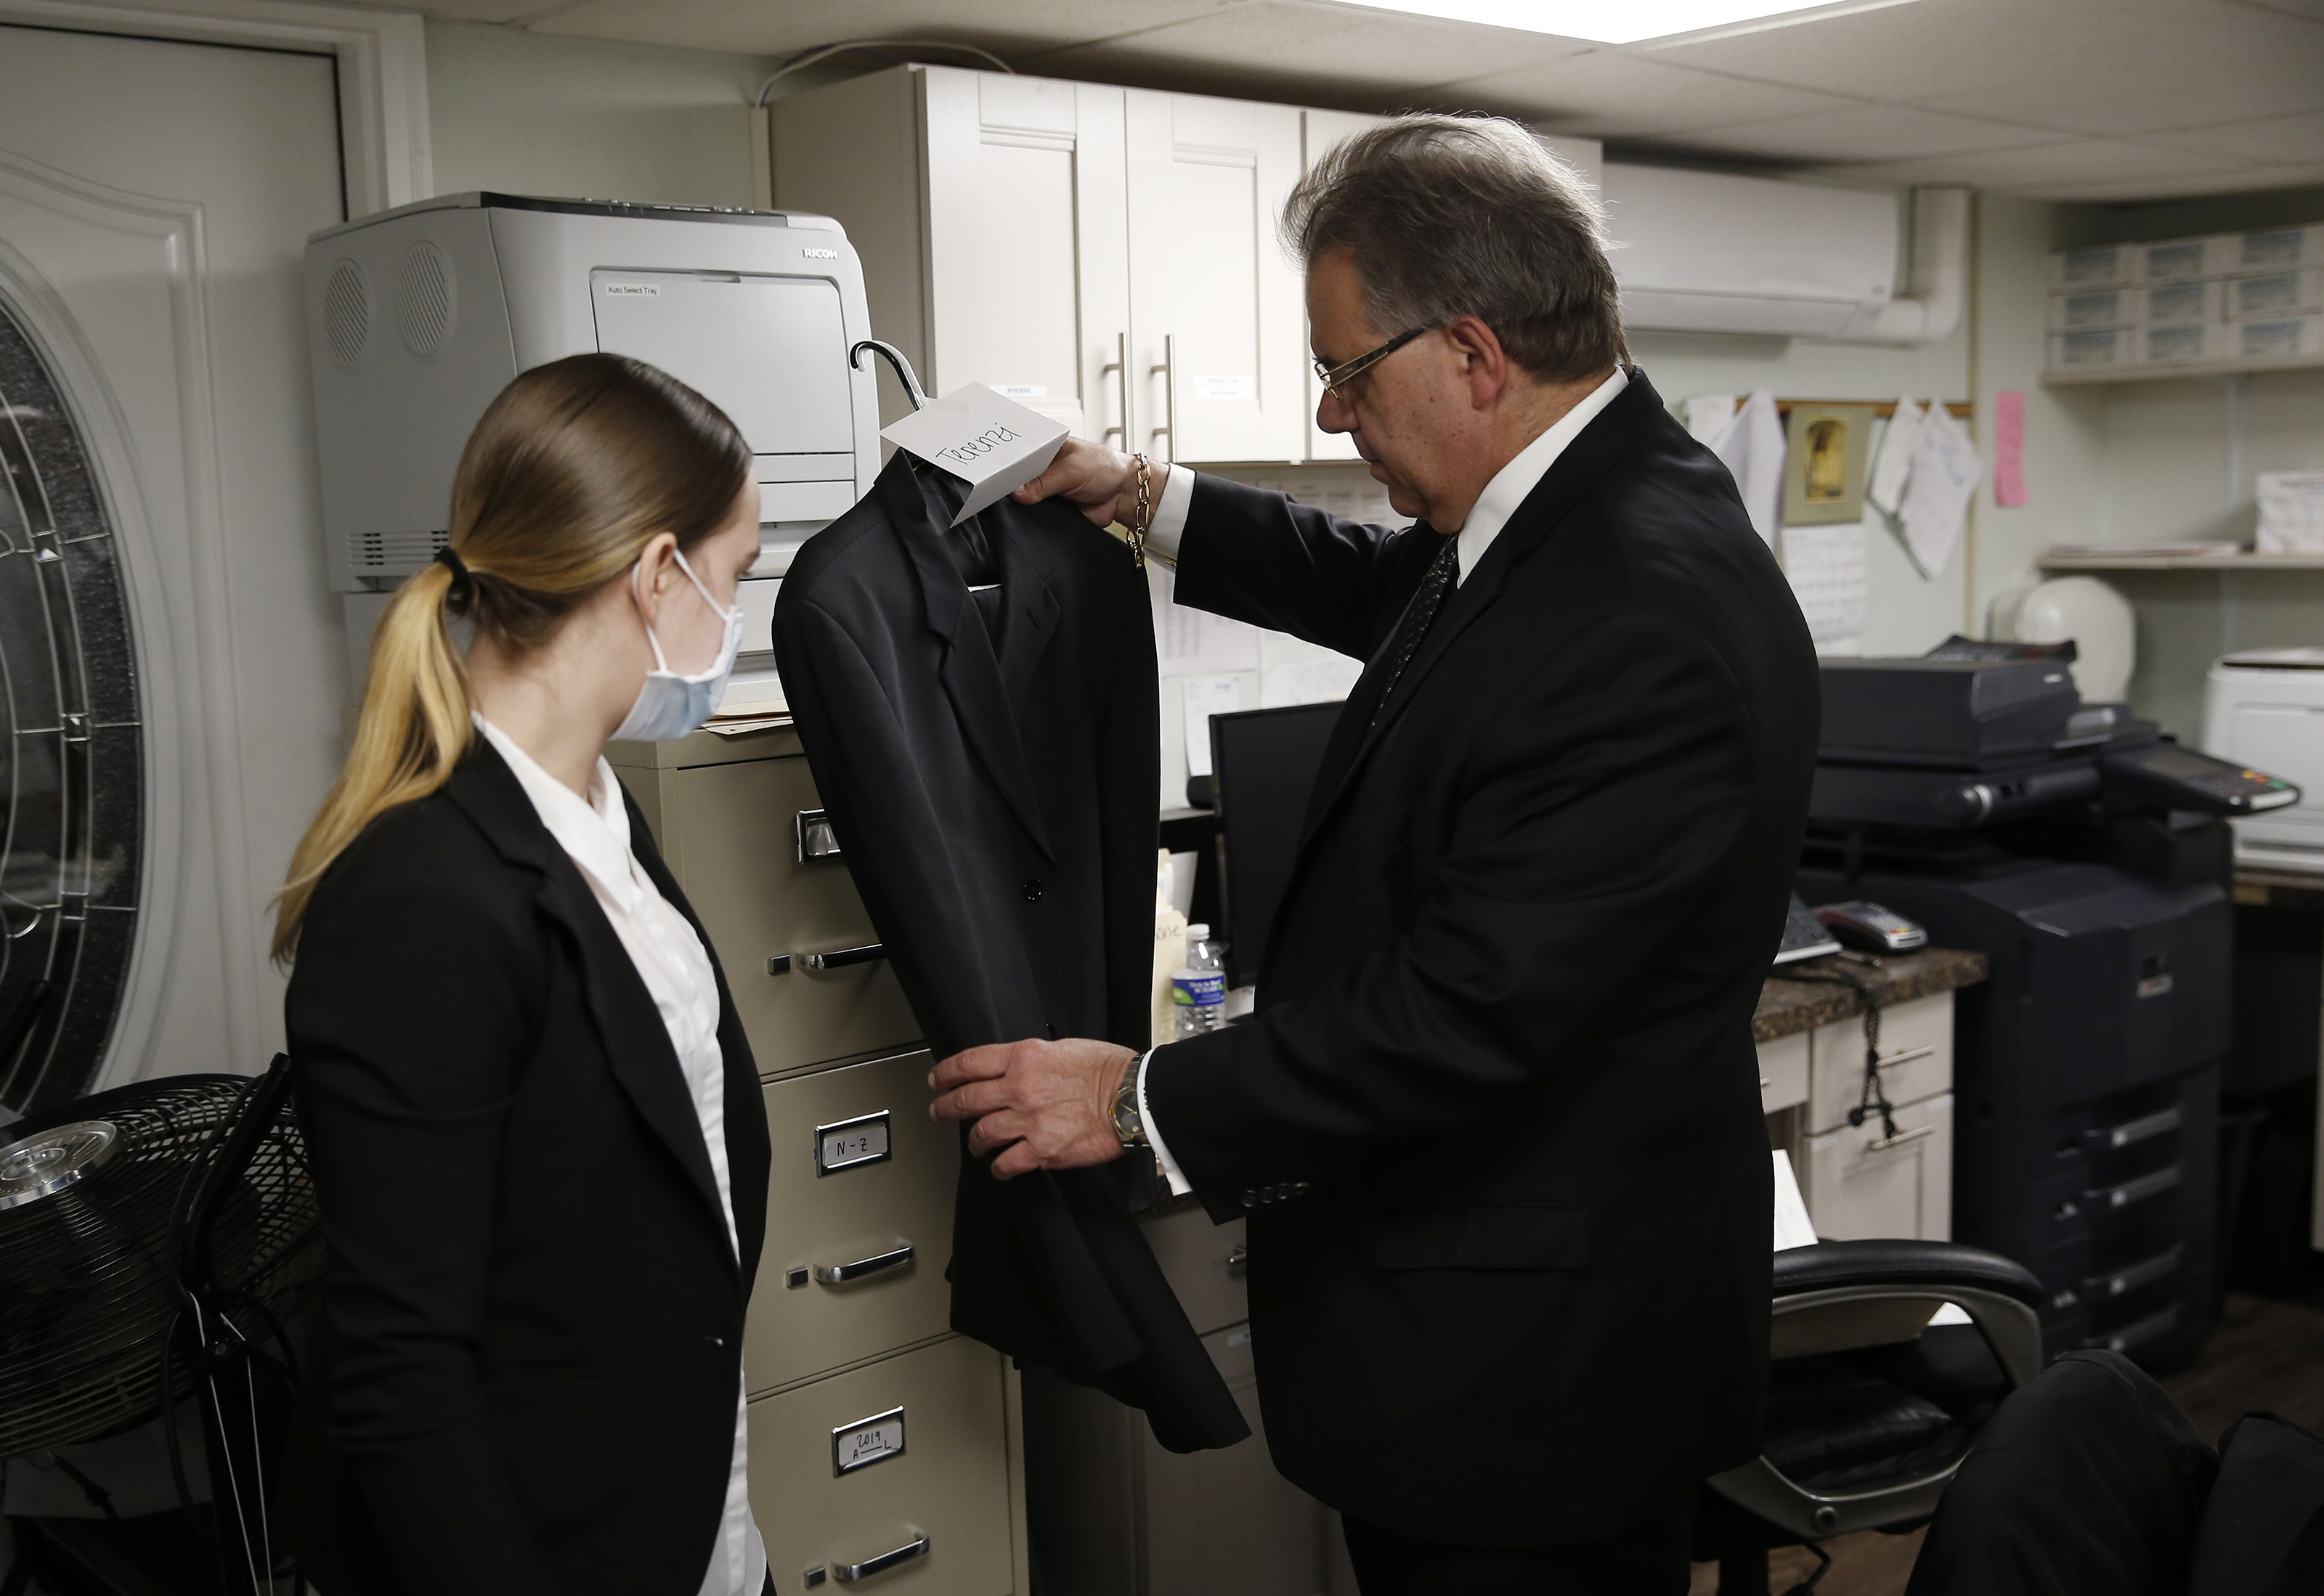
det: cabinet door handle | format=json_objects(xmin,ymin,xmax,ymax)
[
  {"xmin": 2091, "ymin": 1165, "xmax": 2181, "ymax": 1209},
  {"xmin": 813, "ymin": 1242, "xmax": 915, "ymax": 1284},
  {"xmin": 1102, "ymin": 330, "xmax": 1127, "ymax": 443},
  {"xmin": 1150, "ymin": 333, "xmax": 1176, "ymax": 462},
  {"xmin": 804, "ymin": 943, "xmax": 886, "ymax": 972},
  {"xmin": 2094, "ymin": 1105, "xmax": 2182, "ymax": 1150},
  {"xmin": 832, "ymin": 1532, "xmax": 930, "ymax": 1582},
  {"xmin": 1866, "ymin": 1123, "xmax": 1935, "ymax": 1152}
]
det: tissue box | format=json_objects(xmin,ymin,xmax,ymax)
[
  {"xmin": 2051, "ymin": 244, "xmax": 2133, "ymax": 290},
  {"xmin": 2235, "ymin": 313, "xmax": 2324, "ymax": 364},
  {"xmin": 2049, "ymin": 327, "xmax": 2136, "ymax": 372},
  {"xmin": 2134, "ymin": 235, "xmax": 2232, "ymax": 283},
  {"xmin": 2257, "ymin": 470, "xmax": 2324, "ymax": 555},
  {"xmin": 2141, "ymin": 320, "xmax": 2227, "ymax": 364},
  {"xmin": 2047, "ymin": 288, "xmax": 2134, "ymax": 331},
  {"xmin": 2141, "ymin": 280, "xmax": 2222, "ymax": 323},
  {"xmin": 2226, "ymin": 269, "xmax": 2324, "ymax": 319},
  {"xmin": 2235, "ymin": 226, "xmax": 2324, "ymax": 272}
]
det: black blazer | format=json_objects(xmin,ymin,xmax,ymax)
[
  {"xmin": 284, "ymin": 744, "xmax": 772, "ymax": 1596},
  {"xmin": 774, "ymin": 453, "xmax": 1246, "ymax": 1452},
  {"xmin": 1145, "ymin": 372, "xmax": 1820, "ymax": 1542}
]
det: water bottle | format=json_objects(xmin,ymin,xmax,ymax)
[{"xmin": 1171, "ymin": 925, "xmax": 1228, "ymax": 1038}]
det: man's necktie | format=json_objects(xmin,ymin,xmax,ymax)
[{"xmin": 1370, "ymin": 535, "xmax": 1460, "ymax": 728}]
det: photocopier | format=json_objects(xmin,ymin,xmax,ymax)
[{"xmin": 1797, "ymin": 646, "xmax": 2298, "ymax": 1366}]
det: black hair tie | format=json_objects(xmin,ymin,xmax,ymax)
[{"xmin": 433, "ymin": 545, "xmax": 475, "ymax": 616}]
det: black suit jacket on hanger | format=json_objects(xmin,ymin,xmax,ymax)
[
  {"xmin": 285, "ymin": 744, "xmax": 771, "ymax": 1596},
  {"xmin": 1143, "ymin": 372, "xmax": 1819, "ymax": 1542},
  {"xmin": 773, "ymin": 452, "xmax": 1246, "ymax": 1452}
]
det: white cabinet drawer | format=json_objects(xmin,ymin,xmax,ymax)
[
  {"xmin": 1803, "ymin": 1091, "xmax": 1953, "ymax": 1243},
  {"xmin": 1758, "ymin": 1030, "xmax": 1808, "ymax": 1115},
  {"xmin": 1808, "ymin": 993, "xmax": 1952, "ymax": 1134},
  {"xmin": 748, "ymin": 1050, "xmax": 959, "ymax": 1393},
  {"xmin": 749, "ymin": 1335, "xmax": 1018, "ymax": 1595},
  {"xmin": 1142, "ymin": 1203, "xmax": 1248, "ymax": 1339}
]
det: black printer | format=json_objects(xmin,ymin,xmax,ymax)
[{"xmin": 1797, "ymin": 644, "xmax": 2299, "ymax": 1367}]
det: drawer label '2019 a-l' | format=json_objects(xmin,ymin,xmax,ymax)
[{"xmin": 832, "ymin": 1407, "xmax": 906, "ymax": 1475}]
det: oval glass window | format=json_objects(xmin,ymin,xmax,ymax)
[{"xmin": 0, "ymin": 296, "xmax": 142, "ymax": 1114}]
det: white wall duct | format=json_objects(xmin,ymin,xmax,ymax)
[{"xmin": 1605, "ymin": 163, "xmax": 1969, "ymax": 346}]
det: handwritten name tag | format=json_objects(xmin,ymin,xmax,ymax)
[{"xmin": 882, "ymin": 383, "xmax": 1070, "ymax": 526}]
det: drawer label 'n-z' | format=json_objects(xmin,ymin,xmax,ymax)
[
  {"xmin": 816, "ymin": 1111, "xmax": 893, "ymax": 1175},
  {"xmin": 832, "ymin": 1406, "xmax": 906, "ymax": 1475}
]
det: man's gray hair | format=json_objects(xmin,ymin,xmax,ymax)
[{"xmin": 1283, "ymin": 114, "xmax": 1625, "ymax": 384}]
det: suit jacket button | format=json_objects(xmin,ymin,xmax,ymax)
[
  {"xmin": 1022, "ymin": 878, "xmax": 1044, "ymax": 903},
  {"xmin": 1240, "ymin": 1190, "xmax": 1258, "ymax": 1208}
]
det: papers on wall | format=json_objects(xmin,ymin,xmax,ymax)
[
  {"xmin": 1708, "ymin": 388, "xmax": 1786, "ymax": 547},
  {"xmin": 1898, "ymin": 405, "xmax": 1984, "ymax": 580},
  {"xmin": 1772, "ymin": 1151, "xmax": 1818, "ymax": 1251},
  {"xmin": 1181, "ymin": 675, "xmax": 1241, "ymax": 778},
  {"xmin": 1150, "ymin": 561, "xmax": 1262, "ymax": 675},
  {"xmin": 1781, "ymin": 523, "xmax": 1868, "ymax": 656},
  {"xmin": 1866, "ymin": 397, "xmax": 1924, "ymax": 518},
  {"xmin": 1682, "ymin": 394, "xmax": 1739, "ymax": 446},
  {"xmin": 1993, "ymin": 391, "xmax": 2029, "ymax": 508},
  {"xmin": 2257, "ymin": 470, "xmax": 2324, "ymax": 553},
  {"xmin": 1259, "ymin": 631, "xmax": 1363, "ymax": 709}
]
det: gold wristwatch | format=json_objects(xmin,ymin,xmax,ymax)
[{"xmin": 1111, "ymin": 1066, "xmax": 1149, "ymax": 1150}]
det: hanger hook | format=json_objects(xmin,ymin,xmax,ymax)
[{"xmin": 850, "ymin": 340, "xmax": 927, "ymax": 411}]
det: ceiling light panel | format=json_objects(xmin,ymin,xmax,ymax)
[{"xmin": 1325, "ymin": 0, "xmax": 1919, "ymax": 46}]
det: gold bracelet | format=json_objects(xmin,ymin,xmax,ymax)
[{"xmin": 1127, "ymin": 452, "xmax": 1150, "ymax": 572}]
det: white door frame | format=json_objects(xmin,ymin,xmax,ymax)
[
  {"xmin": 0, "ymin": 0, "xmax": 432, "ymax": 216},
  {"xmin": 0, "ymin": 2, "xmax": 428, "ymax": 1089}
]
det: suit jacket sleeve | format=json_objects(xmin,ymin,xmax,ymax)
[
  {"xmin": 1144, "ymin": 611, "xmax": 1763, "ymax": 1219},
  {"xmin": 287, "ymin": 829, "xmax": 552, "ymax": 1596},
  {"xmin": 1172, "ymin": 473, "xmax": 1426, "ymax": 659}
]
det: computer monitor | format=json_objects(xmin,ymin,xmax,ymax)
[{"xmin": 1208, "ymin": 701, "xmax": 1343, "ymax": 988}]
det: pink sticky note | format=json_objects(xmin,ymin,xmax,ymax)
[{"xmin": 1994, "ymin": 391, "xmax": 2028, "ymax": 508}]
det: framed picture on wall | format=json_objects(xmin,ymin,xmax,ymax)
[{"xmin": 1782, "ymin": 402, "xmax": 1876, "ymax": 525}]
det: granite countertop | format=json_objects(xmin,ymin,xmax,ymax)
[{"xmin": 1754, "ymin": 948, "xmax": 1988, "ymax": 1044}]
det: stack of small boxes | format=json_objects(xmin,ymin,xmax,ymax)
[{"xmin": 2047, "ymin": 225, "xmax": 2324, "ymax": 377}]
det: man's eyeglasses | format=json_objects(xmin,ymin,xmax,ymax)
[{"xmin": 1312, "ymin": 325, "xmax": 1431, "ymax": 402}]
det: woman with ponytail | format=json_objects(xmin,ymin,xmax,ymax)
[{"xmin": 280, "ymin": 353, "xmax": 776, "ymax": 1596}]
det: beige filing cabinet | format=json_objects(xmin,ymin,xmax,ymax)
[
  {"xmin": 1027, "ymin": 1202, "xmax": 1346, "ymax": 1596},
  {"xmin": 609, "ymin": 726, "xmax": 1029, "ymax": 1595},
  {"xmin": 1796, "ymin": 993, "xmax": 1957, "ymax": 1243},
  {"xmin": 772, "ymin": 66, "xmax": 1601, "ymax": 468}
]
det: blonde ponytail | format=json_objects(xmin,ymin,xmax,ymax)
[
  {"xmin": 272, "ymin": 352, "xmax": 752, "ymax": 963},
  {"xmin": 271, "ymin": 561, "xmax": 474, "ymax": 961}
]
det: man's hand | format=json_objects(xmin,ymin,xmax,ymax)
[
  {"xmin": 1010, "ymin": 437, "xmax": 1170, "ymax": 529},
  {"xmin": 929, "ymin": 1036, "xmax": 1137, "ymax": 1180}
]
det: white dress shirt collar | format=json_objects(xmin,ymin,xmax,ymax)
[
  {"xmin": 1453, "ymin": 365, "xmax": 1629, "ymax": 586},
  {"xmin": 473, "ymin": 716, "xmax": 641, "ymax": 914}
]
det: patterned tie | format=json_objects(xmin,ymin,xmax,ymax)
[{"xmin": 1370, "ymin": 535, "xmax": 1461, "ymax": 728}]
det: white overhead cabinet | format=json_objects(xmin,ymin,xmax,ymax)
[
  {"xmin": 775, "ymin": 65, "xmax": 1311, "ymax": 465},
  {"xmin": 1124, "ymin": 91, "xmax": 1307, "ymax": 464}
]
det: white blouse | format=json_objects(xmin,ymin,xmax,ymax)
[{"xmin": 474, "ymin": 716, "xmax": 766, "ymax": 1596}]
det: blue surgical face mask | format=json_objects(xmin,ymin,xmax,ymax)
[{"xmin": 612, "ymin": 547, "xmax": 744, "ymax": 744}]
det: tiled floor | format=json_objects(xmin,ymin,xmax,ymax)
[{"xmin": 1684, "ymin": 1292, "xmax": 2324, "ymax": 1595}]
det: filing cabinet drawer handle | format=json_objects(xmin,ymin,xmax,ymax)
[
  {"xmin": 2095, "ymin": 1106, "xmax": 2182, "ymax": 1150},
  {"xmin": 832, "ymin": 1532, "xmax": 929, "ymax": 1583},
  {"xmin": 2091, "ymin": 1165, "xmax": 2182, "ymax": 1209},
  {"xmin": 1227, "ymin": 1242, "xmax": 1248, "ymax": 1274},
  {"xmin": 1865, "ymin": 1124, "xmax": 1934, "ymax": 1152},
  {"xmin": 2089, "ymin": 1243, "xmax": 2184, "ymax": 1298},
  {"xmin": 1874, "ymin": 1046, "xmax": 1936, "ymax": 1070},
  {"xmin": 813, "ymin": 1243, "xmax": 915, "ymax": 1284},
  {"xmin": 804, "ymin": 943, "xmax": 887, "ymax": 972}
]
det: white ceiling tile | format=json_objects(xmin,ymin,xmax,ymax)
[
  {"xmin": 1916, "ymin": 32, "xmax": 2324, "ymax": 140},
  {"xmin": 1671, "ymin": 102, "xmax": 2060, "ymax": 162},
  {"xmin": 2010, "ymin": 160, "xmax": 2324, "ymax": 201},
  {"xmin": 527, "ymin": 0, "xmax": 1234, "ymax": 59},
  {"xmin": 1434, "ymin": 49, "xmax": 1861, "ymax": 138},
  {"xmin": 1019, "ymin": 3, "xmax": 1590, "ymax": 100},
  {"xmin": 1804, "ymin": 138, "xmax": 2254, "ymax": 190},
  {"xmin": 2117, "ymin": 111, "xmax": 2324, "ymax": 166}
]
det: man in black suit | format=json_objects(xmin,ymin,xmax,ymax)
[{"xmin": 932, "ymin": 113, "xmax": 1819, "ymax": 1595}]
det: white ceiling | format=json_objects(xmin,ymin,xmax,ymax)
[{"xmin": 395, "ymin": 0, "xmax": 2324, "ymax": 202}]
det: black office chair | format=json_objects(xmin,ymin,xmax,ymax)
[{"xmin": 1694, "ymin": 1239, "xmax": 2047, "ymax": 1595}]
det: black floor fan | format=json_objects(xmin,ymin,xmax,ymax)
[{"xmin": 0, "ymin": 1056, "xmax": 322, "ymax": 1595}]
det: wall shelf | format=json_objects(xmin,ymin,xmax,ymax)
[
  {"xmin": 2043, "ymin": 355, "xmax": 2324, "ymax": 387},
  {"xmin": 2038, "ymin": 550, "xmax": 2324, "ymax": 571}
]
